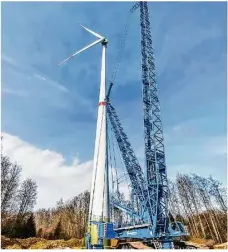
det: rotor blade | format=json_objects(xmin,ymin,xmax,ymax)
[
  {"xmin": 80, "ymin": 24, "xmax": 103, "ymax": 39},
  {"xmin": 58, "ymin": 38, "xmax": 103, "ymax": 66}
]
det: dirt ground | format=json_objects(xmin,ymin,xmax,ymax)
[
  {"xmin": 1, "ymin": 235, "xmax": 227, "ymax": 249},
  {"xmin": 1, "ymin": 236, "xmax": 82, "ymax": 249},
  {"xmin": 189, "ymin": 238, "xmax": 227, "ymax": 249}
]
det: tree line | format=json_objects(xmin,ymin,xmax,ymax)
[
  {"xmin": 34, "ymin": 174, "xmax": 227, "ymax": 243},
  {"xmin": 1, "ymin": 149, "xmax": 227, "ymax": 243},
  {"xmin": 35, "ymin": 191, "xmax": 90, "ymax": 240},
  {"xmin": 169, "ymin": 173, "xmax": 227, "ymax": 243},
  {"xmin": 1, "ymin": 154, "xmax": 37, "ymax": 238}
]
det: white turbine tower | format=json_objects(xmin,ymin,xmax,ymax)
[{"xmin": 58, "ymin": 25, "xmax": 109, "ymax": 224}]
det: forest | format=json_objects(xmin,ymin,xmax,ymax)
[{"xmin": 1, "ymin": 151, "xmax": 227, "ymax": 247}]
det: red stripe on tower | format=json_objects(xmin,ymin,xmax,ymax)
[{"xmin": 98, "ymin": 101, "xmax": 106, "ymax": 106}]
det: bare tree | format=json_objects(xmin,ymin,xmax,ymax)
[
  {"xmin": 1, "ymin": 155, "xmax": 21, "ymax": 214},
  {"xmin": 193, "ymin": 174, "xmax": 223, "ymax": 243},
  {"xmin": 174, "ymin": 173, "xmax": 227, "ymax": 243},
  {"xmin": 17, "ymin": 179, "xmax": 37, "ymax": 217},
  {"xmin": 35, "ymin": 191, "xmax": 90, "ymax": 239},
  {"xmin": 208, "ymin": 176, "xmax": 227, "ymax": 213},
  {"xmin": 176, "ymin": 174, "xmax": 200, "ymax": 237}
]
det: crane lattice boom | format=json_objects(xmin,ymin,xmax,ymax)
[{"xmin": 139, "ymin": 1, "xmax": 168, "ymax": 236}]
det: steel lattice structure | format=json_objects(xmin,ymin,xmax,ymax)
[
  {"xmin": 107, "ymin": 102, "xmax": 149, "ymax": 218},
  {"xmin": 139, "ymin": 1, "xmax": 168, "ymax": 236},
  {"xmin": 105, "ymin": 0, "xmax": 171, "ymax": 239}
]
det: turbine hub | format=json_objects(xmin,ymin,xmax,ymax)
[{"xmin": 102, "ymin": 38, "xmax": 108, "ymax": 45}]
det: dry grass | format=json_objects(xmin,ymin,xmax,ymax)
[
  {"xmin": 214, "ymin": 242, "xmax": 228, "ymax": 249},
  {"xmin": 1, "ymin": 235, "xmax": 227, "ymax": 249},
  {"xmin": 1, "ymin": 236, "xmax": 82, "ymax": 249},
  {"xmin": 189, "ymin": 238, "xmax": 228, "ymax": 249}
]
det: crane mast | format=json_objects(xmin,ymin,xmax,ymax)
[
  {"xmin": 83, "ymin": 1, "xmax": 188, "ymax": 249},
  {"xmin": 139, "ymin": 1, "xmax": 169, "ymax": 236}
]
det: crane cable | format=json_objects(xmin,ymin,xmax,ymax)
[
  {"xmin": 110, "ymin": 126, "xmax": 120, "ymax": 194},
  {"xmin": 107, "ymin": 2, "xmax": 140, "ymax": 98},
  {"xmin": 109, "ymin": 12, "xmax": 131, "ymax": 85},
  {"xmin": 109, "ymin": 118, "xmax": 133, "ymax": 203},
  {"xmin": 106, "ymin": 1, "xmax": 141, "ymax": 202}
]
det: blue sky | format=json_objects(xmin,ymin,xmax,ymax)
[{"xmin": 1, "ymin": 1, "xmax": 227, "ymax": 207}]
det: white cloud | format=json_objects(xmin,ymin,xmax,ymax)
[
  {"xmin": 2, "ymin": 54, "xmax": 19, "ymax": 68},
  {"xmin": 204, "ymin": 136, "xmax": 227, "ymax": 157},
  {"xmin": 34, "ymin": 74, "xmax": 46, "ymax": 81},
  {"xmin": 2, "ymin": 54, "xmax": 69, "ymax": 94},
  {"xmin": 173, "ymin": 125, "xmax": 181, "ymax": 132},
  {"xmin": 33, "ymin": 73, "xmax": 69, "ymax": 93},
  {"xmin": 2, "ymin": 132, "xmax": 93, "ymax": 210},
  {"xmin": 3, "ymin": 88, "xmax": 28, "ymax": 97}
]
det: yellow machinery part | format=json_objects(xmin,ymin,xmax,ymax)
[
  {"xmin": 110, "ymin": 239, "xmax": 119, "ymax": 248},
  {"xmin": 90, "ymin": 224, "xmax": 98, "ymax": 245}
]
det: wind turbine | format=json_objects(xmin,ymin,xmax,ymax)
[{"xmin": 58, "ymin": 25, "xmax": 110, "ymax": 228}]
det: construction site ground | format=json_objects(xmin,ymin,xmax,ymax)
[
  {"xmin": 1, "ymin": 236, "xmax": 227, "ymax": 249},
  {"xmin": 1, "ymin": 236, "xmax": 82, "ymax": 249},
  {"xmin": 185, "ymin": 238, "xmax": 227, "ymax": 249}
]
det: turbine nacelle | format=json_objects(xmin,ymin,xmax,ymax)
[{"xmin": 58, "ymin": 25, "xmax": 107, "ymax": 66}]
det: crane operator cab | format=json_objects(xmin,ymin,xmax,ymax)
[{"xmin": 168, "ymin": 221, "xmax": 189, "ymax": 237}]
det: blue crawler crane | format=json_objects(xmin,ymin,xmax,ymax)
[{"xmin": 86, "ymin": 1, "xmax": 189, "ymax": 249}]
